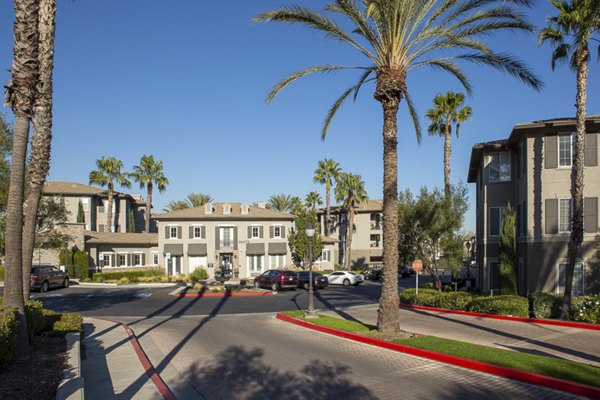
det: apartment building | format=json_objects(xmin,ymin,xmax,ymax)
[
  {"xmin": 154, "ymin": 202, "xmax": 294, "ymax": 279},
  {"xmin": 467, "ymin": 116, "xmax": 600, "ymax": 295}
]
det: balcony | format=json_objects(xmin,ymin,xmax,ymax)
[{"xmin": 219, "ymin": 240, "xmax": 234, "ymax": 249}]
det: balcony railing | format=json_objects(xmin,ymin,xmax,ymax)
[
  {"xmin": 370, "ymin": 223, "xmax": 381, "ymax": 230},
  {"xmin": 220, "ymin": 240, "xmax": 234, "ymax": 249}
]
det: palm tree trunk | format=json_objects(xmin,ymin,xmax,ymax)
[
  {"xmin": 561, "ymin": 46, "xmax": 588, "ymax": 320},
  {"xmin": 325, "ymin": 180, "xmax": 331, "ymax": 236},
  {"xmin": 377, "ymin": 96, "xmax": 400, "ymax": 334},
  {"xmin": 22, "ymin": 0, "xmax": 56, "ymax": 300},
  {"xmin": 444, "ymin": 119, "xmax": 452, "ymax": 198},
  {"xmin": 145, "ymin": 182, "xmax": 152, "ymax": 233},
  {"xmin": 107, "ymin": 182, "xmax": 114, "ymax": 232},
  {"xmin": 345, "ymin": 204, "xmax": 354, "ymax": 270}
]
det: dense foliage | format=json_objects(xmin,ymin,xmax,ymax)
[{"xmin": 498, "ymin": 204, "xmax": 517, "ymax": 294}]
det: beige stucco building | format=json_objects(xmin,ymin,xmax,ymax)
[{"xmin": 468, "ymin": 116, "xmax": 600, "ymax": 295}]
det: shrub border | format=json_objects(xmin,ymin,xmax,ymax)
[
  {"xmin": 276, "ymin": 313, "xmax": 600, "ymax": 398},
  {"xmin": 176, "ymin": 291, "xmax": 276, "ymax": 298},
  {"xmin": 400, "ymin": 303, "xmax": 600, "ymax": 331}
]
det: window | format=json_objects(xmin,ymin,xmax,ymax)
[
  {"xmin": 489, "ymin": 260, "xmax": 499, "ymax": 290},
  {"xmin": 100, "ymin": 253, "xmax": 112, "ymax": 268},
  {"xmin": 489, "ymin": 152, "xmax": 511, "ymax": 182},
  {"xmin": 220, "ymin": 227, "xmax": 234, "ymax": 248},
  {"xmin": 81, "ymin": 198, "xmax": 89, "ymax": 211},
  {"xmin": 248, "ymin": 255, "xmax": 263, "ymax": 273},
  {"xmin": 170, "ymin": 226, "xmax": 179, "ymax": 239},
  {"xmin": 152, "ymin": 252, "xmax": 159, "ymax": 265},
  {"xmin": 133, "ymin": 253, "xmax": 142, "ymax": 266},
  {"xmin": 269, "ymin": 255, "xmax": 286, "ymax": 268},
  {"xmin": 559, "ymin": 133, "xmax": 575, "ymax": 167},
  {"xmin": 273, "ymin": 226, "xmax": 282, "ymax": 238},
  {"xmin": 558, "ymin": 262, "xmax": 585, "ymax": 295},
  {"xmin": 489, "ymin": 207, "xmax": 507, "ymax": 237},
  {"xmin": 370, "ymin": 234, "xmax": 381, "ymax": 247},
  {"xmin": 251, "ymin": 226, "xmax": 260, "ymax": 238},
  {"xmin": 193, "ymin": 226, "xmax": 203, "ymax": 239},
  {"xmin": 118, "ymin": 254, "xmax": 128, "ymax": 267},
  {"xmin": 321, "ymin": 250, "xmax": 331, "ymax": 262},
  {"xmin": 559, "ymin": 199, "xmax": 572, "ymax": 232},
  {"xmin": 370, "ymin": 213, "xmax": 381, "ymax": 230}
]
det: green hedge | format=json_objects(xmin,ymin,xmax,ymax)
[
  {"xmin": 92, "ymin": 267, "xmax": 164, "ymax": 282},
  {"xmin": 190, "ymin": 268, "xmax": 208, "ymax": 282},
  {"xmin": 24, "ymin": 300, "xmax": 46, "ymax": 337},
  {"xmin": 529, "ymin": 293, "xmax": 562, "ymax": 319},
  {"xmin": 572, "ymin": 295, "xmax": 600, "ymax": 324},
  {"xmin": 468, "ymin": 295, "xmax": 530, "ymax": 317},
  {"xmin": 400, "ymin": 289, "xmax": 473, "ymax": 310},
  {"xmin": 49, "ymin": 313, "xmax": 83, "ymax": 336},
  {"xmin": 0, "ymin": 266, "xmax": 4, "ymax": 281},
  {"xmin": 74, "ymin": 251, "xmax": 89, "ymax": 280},
  {"xmin": 0, "ymin": 307, "xmax": 18, "ymax": 369}
]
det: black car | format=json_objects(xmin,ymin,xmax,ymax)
[
  {"xmin": 254, "ymin": 270, "xmax": 298, "ymax": 291},
  {"xmin": 296, "ymin": 271, "xmax": 329, "ymax": 290},
  {"xmin": 30, "ymin": 265, "xmax": 69, "ymax": 292}
]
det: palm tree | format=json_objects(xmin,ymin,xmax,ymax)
[
  {"xmin": 267, "ymin": 193, "xmax": 295, "ymax": 212},
  {"xmin": 3, "ymin": 0, "xmax": 40, "ymax": 359},
  {"xmin": 255, "ymin": 0, "xmax": 542, "ymax": 333},
  {"xmin": 539, "ymin": 0, "xmax": 600, "ymax": 319},
  {"xmin": 130, "ymin": 154, "xmax": 169, "ymax": 232},
  {"xmin": 313, "ymin": 158, "xmax": 341, "ymax": 236},
  {"xmin": 163, "ymin": 200, "xmax": 190, "ymax": 212},
  {"xmin": 305, "ymin": 191, "xmax": 323, "ymax": 210},
  {"xmin": 22, "ymin": 0, "xmax": 57, "ymax": 300},
  {"xmin": 89, "ymin": 156, "xmax": 131, "ymax": 232},
  {"xmin": 335, "ymin": 173, "xmax": 368, "ymax": 270},
  {"xmin": 186, "ymin": 193, "xmax": 213, "ymax": 207}
]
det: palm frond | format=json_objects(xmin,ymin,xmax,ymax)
[
  {"xmin": 457, "ymin": 52, "xmax": 543, "ymax": 90},
  {"xmin": 321, "ymin": 77, "xmax": 373, "ymax": 140},
  {"xmin": 352, "ymin": 69, "xmax": 375, "ymax": 100},
  {"xmin": 404, "ymin": 90, "xmax": 422, "ymax": 144},
  {"xmin": 551, "ymin": 43, "xmax": 571, "ymax": 70},
  {"xmin": 327, "ymin": 0, "xmax": 382, "ymax": 57},
  {"xmin": 415, "ymin": 58, "xmax": 473, "ymax": 95}
]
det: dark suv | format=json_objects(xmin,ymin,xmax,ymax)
[
  {"xmin": 254, "ymin": 270, "xmax": 298, "ymax": 291},
  {"xmin": 30, "ymin": 265, "xmax": 69, "ymax": 292}
]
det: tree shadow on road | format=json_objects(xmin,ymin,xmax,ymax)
[{"xmin": 177, "ymin": 345, "xmax": 377, "ymax": 400}]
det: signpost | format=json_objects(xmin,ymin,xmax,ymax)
[{"xmin": 412, "ymin": 259, "xmax": 423, "ymax": 295}]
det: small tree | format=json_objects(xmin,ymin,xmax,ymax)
[
  {"xmin": 499, "ymin": 204, "xmax": 517, "ymax": 294},
  {"xmin": 288, "ymin": 206, "xmax": 324, "ymax": 268},
  {"xmin": 77, "ymin": 200, "xmax": 85, "ymax": 224},
  {"xmin": 127, "ymin": 209, "xmax": 136, "ymax": 233}
]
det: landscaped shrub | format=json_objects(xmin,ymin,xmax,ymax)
[
  {"xmin": 468, "ymin": 295, "xmax": 529, "ymax": 317},
  {"xmin": 0, "ymin": 266, "xmax": 4, "ymax": 281},
  {"xmin": 571, "ymin": 295, "xmax": 600, "ymax": 324},
  {"xmin": 92, "ymin": 267, "xmax": 164, "ymax": 283},
  {"xmin": 0, "ymin": 307, "xmax": 18, "ymax": 369},
  {"xmin": 400, "ymin": 288, "xmax": 473, "ymax": 310},
  {"xmin": 50, "ymin": 313, "xmax": 83, "ymax": 336},
  {"xmin": 74, "ymin": 251, "xmax": 90, "ymax": 280},
  {"xmin": 529, "ymin": 293, "xmax": 562, "ymax": 319},
  {"xmin": 24, "ymin": 300, "xmax": 46, "ymax": 337},
  {"xmin": 190, "ymin": 268, "xmax": 208, "ymax": 282},
  {"xmin": 440, "ymin": 292, "xmax": 473, "ymax": 310}
]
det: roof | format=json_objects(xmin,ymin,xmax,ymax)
[
  {"xmin": 44, "ymin": 181, "xmax": 104, "ymax": 196},
  {"xmin": 467, "ymin": 140, "xmax": 510, "ymax": 183},
  {"xmin": 84, "ymin": 231, "xmax": 158, "ymax": 246},
  {"xmin": 323, "ymin": 199, "xmax": 383, "ymax": 213},
  {"xmin": 321, "ymin": 236, "xmax": 340, "ymax": 244},
  {"xmin": 155, "ymin": 202, "xmax": 293, "ymax": 221}
]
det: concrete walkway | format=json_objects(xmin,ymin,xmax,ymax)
[{"xmin": 322, "ymin": 304, "xmax": 600, "ymax": 367}]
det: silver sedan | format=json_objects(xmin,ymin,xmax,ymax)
[{"xmin": 326, "ymin": 271, "xmax": 364, "ymax": 286}]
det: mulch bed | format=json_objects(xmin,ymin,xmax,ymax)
[{"xmin": 0, "ymin": 336, "xmax": 67, "ymax": 400}]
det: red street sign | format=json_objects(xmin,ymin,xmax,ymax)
[{"xmin": 412, "ymin": 259, "xmax": 423, "ymax": 272}]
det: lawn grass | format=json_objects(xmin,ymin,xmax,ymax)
[{"xmin": 281, "ymin": 310, "xmax": 600, "ymax": 388}]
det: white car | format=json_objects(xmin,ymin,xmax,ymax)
[{"xmin": 327, "ymin": 271, "xmax": 364, "ymax": 286}]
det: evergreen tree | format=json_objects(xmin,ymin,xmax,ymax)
[
  {"xmin": 77, "ymin": 200, "xmax": 85, "ymax": 224},
  {"xmin": 499, "ymin": 204, "xmax": 517, "ymax": 294}
]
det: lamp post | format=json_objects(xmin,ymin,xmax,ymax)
[{"xmin": 305, "ymin": 224, "xmax": 318, "ymax": 318}]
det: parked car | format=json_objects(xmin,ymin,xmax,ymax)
[
  {"xmin": 327, "ymin": 271, "xmax": 364, "ymax": 286},
  {"xmin": 30, "ymin": 265, "xmax": 69, "ymax": 293},
  {"xmin": 296, "ymin": 271, "xmax": 329, "ymax": 290},
  {"xmin": 254, "ymin": 269, "xmax": 298, "ymax": 291},
  {"xmin": 399, "ymin": 265, "xmax": 414, "ymax": 279}
]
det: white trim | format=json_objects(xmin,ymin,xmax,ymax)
[{"xmin": 558, "ymin": 132, "xmax": 575, "ymax": 168}]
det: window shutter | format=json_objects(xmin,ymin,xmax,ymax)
[
  {"xmin": 247, "ymin": 226, "xmax": 252, "ymax": 238},
  {"xmin": 201, "ymin": 226, "xmax": 206, "ymax": 239},
  {"xmin": 165, "ymin": 226, "xmax": 169, "ymax": 239},
  {"xmin": 282, "ymin": 227, "xmax": 286, "ymax": 239},
  {"xmin": 545, "ymin": 136, "xmax": 557, "ymax": 169},
  {"xmin": 141, "ymin": 254, "xmax": 146, "ymax": 266},
  {"xmin": 233, "ymin": 227, "xmax": 238, "ymax": 250},
  {"xmin": 259, "ymin": 226, "xmax": 264, "ymax": 238},
  {"xmin": 189, "ymin": 226, "xmax": 193, "ymax": 239},
  {"xmin": 516, "ymin": 204, "xmax": 522, "ymax": 236},
  {"xmin": 584, "ymin": 197, "xmax": 598, "ymax": 233},
  {"xmin": 177, "ymin": 226, "xmax": 182, "ymax": 239},
  {"xmin": 110, "ymin": 254, "xmax": 115, "ymax": 267},
  {"xmin": 215, "ymin": 227, "xmax": 220, "ymax": 250},
  {"xmin": 585, "ymin": 133, "xmax": 598, "ymax": 166},
  {"xmin": 127, "ymin": 254, "xmax": 131, "ymax": 266},
  {"xmin": 522, "ymin": 202, "xmax": 527, "ymax": 237},
  {"xmin": 270, "ymin": 226, "xmax": 274, "ymax": 238},
  {"xmin": 545, "ymin": 199, "xmax": 558, "ymax": 234}
]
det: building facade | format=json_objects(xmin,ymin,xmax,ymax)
[{"xmin": 467, "ymin": 116, "xmax": 600, "ymax": 295}]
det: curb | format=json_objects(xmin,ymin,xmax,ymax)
[
  {"xmin": 276, "ymin": 313, "xmax": 600, "ymax": 399},
  {"xmin": 400, "ymin": 303, "xmax": 600, "ymax": 331},
  {"xmin": 56, "ymin": 332, "xmax": 84, "ymax": 400},
  {"xmin": 176, "ymin": 291, "xmax": 276, "ymax": 297},
  {"xmin": 96, "ymin": 317, "xmax": 176, "ymax": 400}
]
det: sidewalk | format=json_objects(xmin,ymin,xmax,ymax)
[{"xmin": 321, "ymin": 304, "xmax": 600, "ymax": 367}]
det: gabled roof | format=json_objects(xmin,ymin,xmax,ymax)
[
  {"xmin": 321, "ymin": 199, "xmax": 383, "ymax": 214},
  {"xmin": 84, "ymin": 231, "xmax": 158, "ymax": 246},
  {"xmin": 44, "ymin": 181, "xmax": 104, "ymax": 196},
  {"xmin": 467, "ymin": 140, "xmax": 509, "ymax": 183},
  {"xmin": 155, "ymin": 202, "xmax": 293, "ymax": 221}
]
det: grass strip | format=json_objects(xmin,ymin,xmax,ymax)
[{"xmin": 282, "ymin": 311, "xmax": 600, "ymax": 388}]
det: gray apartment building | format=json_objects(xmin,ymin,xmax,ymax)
[{"xmin": 467, "ymin": 116, "xmax": 600, "ymax": 295}]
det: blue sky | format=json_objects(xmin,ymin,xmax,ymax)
[{"xmin": 0, "ymin": 1, "xmax": 598, "ymax": 232}]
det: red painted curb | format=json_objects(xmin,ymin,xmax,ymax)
[
  {"xmin": 276, "ymin": 313, "xmax": 600, "ymax": 399},
  {"xmin": 95, "ymin": 317, "xmax": 176, "ymax": 400},
  {"xmin": 176, "ymin": 291, "xmax": 275, "ymax": 297},
  {"xmin": 400, "ymin": 303, "xmax": 600, "ymax": 331}
]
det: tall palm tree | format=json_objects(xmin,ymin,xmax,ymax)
[
  {"xmin": 130, "ymin": 154, "xmax": 169, "ymax": 232},
  {"xmin": 305, "ymin": 191, "xmax": 323, "ymax": 210},
  {"xmin": 267, "ymin": 193, "xmax": 295, "ymax": 212},
  {"xmin": 186, "ymin": 193, "xmax": 213, "ymax": 207},
  {"xmin": 335, "ymin": 173, "xmax": 368, "ymax": 270},
  {"xmin": 425, "ymin": 92, "xmax": 472, "ymax": 198},
  {"xmin": 313, "ymin": 158, "xmax": 341, "ymax": 236},
  {"xmin": 22, "ymin": 0, "xmax": 57, "ymax": 300},
  {"xmin": 539, "ymin": 0, "xmax": 599, "ymax": 319},
  {"xmin": 89, "ymin": 156, "xmax": 131, "ymax": 232},
  {"xmin": 255, "ymin": 0, "xmax": 542, "ymax": 333},
  {"xmin": 3, "ymin": 0, "xmax": 40, "ymax": 359}
]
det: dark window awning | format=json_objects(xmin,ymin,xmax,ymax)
[
  {"xmin": 163, "ymin": 244, "xmax": 183, "ymax": 256},
  {"xmin": 188, "ymin": 243, "xmax": 207, "ymax": 256},
  {"xmin": 246, "ymin": 243, "xmax": 265, "ymax": 255},
  {"xmin": 268, "ymin": 242, "xmax": 287, "ymax": 255}
]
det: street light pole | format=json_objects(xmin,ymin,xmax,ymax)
[{"xmin": 305, "ymin": 224, "xmax": 318, "ymax": 318}]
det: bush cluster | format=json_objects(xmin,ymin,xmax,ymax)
[
  {"xmin": 572, "ymin": 295, "xmax": 600, "ymax": 324},
  {"xmin": 0, "ymin": 307, "xmax": 18, "ymax": 369},
  {"xmin": 190, "ymin": 268, "xmax": 209, "ymax": 283},
  {"xmin": 468, "ymin": 295, "xmax": 530, "ymax": 317},
  {"xmin": 0, "ymin": 266, "xmax": 4, "ymax": 281},
  {"xmin": 50, "ymin": 313, "xmax": 83, "ymax": 336},
  {"xmin": 529, "ymin": 293, "xmax": 562, "ymax": 319},
  {"xmin": 92, "ymin": 267, "xmax": 164, "ymax": 283}
]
